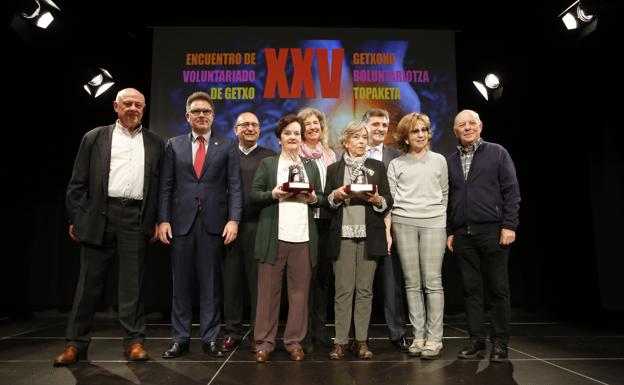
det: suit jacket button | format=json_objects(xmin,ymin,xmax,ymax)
[{"xmin": 101, "ymin": 211, "xmax": 106, "ymax": 215}]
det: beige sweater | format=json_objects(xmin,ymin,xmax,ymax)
[{"xmin": 387, "ymin": 151, "xmax": 448, "ymax": 228}]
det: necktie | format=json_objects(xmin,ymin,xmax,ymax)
[
  {"xmin": 194, "ymin": 136, "xmax": 205, "ymax": 178},
  {"xmin": 367, "ymin": 147, "xmax": 376, "ymax": 158}
]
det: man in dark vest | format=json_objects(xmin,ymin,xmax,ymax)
[{"xmin": 221, "ymin": 112, "xmax": 275, "ymax": 352}]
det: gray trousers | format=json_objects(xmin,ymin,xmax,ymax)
[
  {"xmin": 393, "ymin": 223, "xmax": 446, "ymax": 342},
  {"xmin": 333, "ymin": 239, "xmax": 377, "ymax": 344}
]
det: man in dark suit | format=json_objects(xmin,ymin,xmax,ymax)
[
  {"xmin": 221, "ymin": 112, "xmax": 275, "ymax": 352},
  {"xmin": 363, "ymin": 108, "xmax": 409, "ymax": 352},
  {"xmin": 54, "ymin": 88, "xmax": 164, "ymax": 366},
  {"xmin": 158, "ymin": 91, "xmax": 242, "ymax": 358}
]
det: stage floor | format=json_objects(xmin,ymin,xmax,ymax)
[{"xmin": 1, "ymin": 315, "xmax": 622, "ymax": 385}]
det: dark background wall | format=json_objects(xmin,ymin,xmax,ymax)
[{"xmin": 3, "ymin": 1, "xmax": 622, "ymax": 322}]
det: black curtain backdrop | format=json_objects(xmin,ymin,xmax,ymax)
[{"xmin": 3, "ymin": 3, "xmax": 622, "ymax": 322}]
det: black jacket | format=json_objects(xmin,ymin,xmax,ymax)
[
  {"xmin": 66, "ymin": 124, "xmax": 164, "ymax": 245},
  {"xmin": 324, "ymin": 158, "xmax": 393, "ymax": 258}
]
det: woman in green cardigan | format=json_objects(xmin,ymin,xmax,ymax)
[{"xmin": 250, "ymin": 114, "xmax": 325, "ymax": 363}]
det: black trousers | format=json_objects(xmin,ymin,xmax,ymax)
[
  {"xmin": 66, "ymin": 199, "xmax": 146, "ymax": 350},
  {"xmin": 307, "ymin": 219, "xmax": 333, "ymax": 339},
  {"xmin": 377, "ymin": 246, "xmax": 408, "ymax": 341},
  {"xmin": 222, "ymin": 220, "xmax": 259, "ymax": 340},
  {"xmin": 454, "ymin": 231, "xmax": 511, "ymax": 344}
]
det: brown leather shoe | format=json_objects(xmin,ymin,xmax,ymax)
[
  {"xmin": 255, "ymin": 350, "xmax": 270, "ymax": 363},
  {"xmin": 221, "ymin": 336, "xmax": 237, "ymax": 352},
  {"xmin": 354, "ymin": 341, "xmax": 374, "ymax": 359},
  {"xmin": 289, "ymin": 347, "xmax": 305, "ymax": 361},
  {"xmin": 329, "ymin": 344, "xmax": 346, "ymax": 360},
  {"xmin": 124, "ymin": 343, "xmax": 149, "ymax": 361},
  {"xmin": 53, "ymin": 346, "xmax": 85, "ymax": 367}
]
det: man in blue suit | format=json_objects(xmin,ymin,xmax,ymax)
[{"xmin": 158, "ymin": 91, "xmax": 242, "ymax": 358}]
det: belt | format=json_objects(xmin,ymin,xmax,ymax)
[{"xmin": 107, "ymin": 197, "xmax": 142, "ymax": 207}]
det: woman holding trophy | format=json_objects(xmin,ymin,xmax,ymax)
[
  {"xmin": 324, "ymin": 120, "xmax": 393, "ymax": 360},
  {"xmin": 250, "ymin": 114, "xmax": 324, "ymax": 363}
]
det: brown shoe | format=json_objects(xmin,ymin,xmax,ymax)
[
  {"xmin": 53, "ymin": 346, "xmax": 85, "ymax": 367},
  {"xmin": 329, "ymin": 344, "xmax": 346, "ymax": 360},
  {"xmin": 354, "ymin": 341, "xmax": 374, "ymax": 359},
  {"xmin": 221, "ymin": 336, "xmax": 237, "ymax": 352},
  {"xmin": 289, "ymin": 347, "xmax": 305, "ymax": 361},
  {"xmin": 255, "ymin": 350, "xmax": 270, "ymax": 363},
  {"xmin": 124, "ymin": 343, "xmax": 149, "ymax": 361}
]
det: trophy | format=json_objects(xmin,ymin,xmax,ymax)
[
  {"xmin": 345, "ymin": 166, "xmax": 377, "ymax": 193},
  {"xmin": 282, "ymin": 164, "xmax": 314, "ymax": 193}
]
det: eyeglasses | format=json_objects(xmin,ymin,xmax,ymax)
[
  {"xmin": 189, "ymin": 108, "xmax": 214, "ymax": 116},
  {"xmin": 236, "ymin": 122, "xmax": 259, "ymax": 128},
  {"xmin": 410, "ymin": 127, "xmax": 430, "ymax": 134}
]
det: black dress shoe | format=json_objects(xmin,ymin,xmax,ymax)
[
  {"xmin": 302, "ymin": 334, "xmax": 314, "ymax": 354},
  {"xmin": 490, "ymin": 343, "xmax": 508, "ymax": 362},
  {"xmin": 162, "ymin": 342, "xmax": 189, "ymax": 359},
  {"xmin": 203, "ymin": 341, "xmax": 225, "ymax": 357},
  {"xmin": 458, "ymin": 339, "xmax": 486, "ymax": 359},
  {"xmin": 391, "ymin": 336, "xmax": 410, "ymax": 352}
]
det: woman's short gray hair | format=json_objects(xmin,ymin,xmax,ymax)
[{"xmin": 338, "ymin": 120, "xmax": 367, "ymax": 151}]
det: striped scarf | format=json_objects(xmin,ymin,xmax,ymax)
[{"xmin": 343, "ymin": 153, "xmax": 375, "ymax": 183}]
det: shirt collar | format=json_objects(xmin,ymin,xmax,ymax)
[
  {"xmin": 366, "ymin": 143, "xmax": 384, "ymax": 154},
  {"xmin": 115, "ymin": 120, "xmax": 143, "ymax": 137},
  {"xmin": 192, "ymin": 130, "xmax": 211, "ymax": 143},
  {"xmin": 457, "ymin": 137, "xmax": 483, "ymax": 154},
  {"xmin": 239, "ymin": 143, "xmax": 258, "ymax": 155}
]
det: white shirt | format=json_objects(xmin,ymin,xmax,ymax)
[
  {"xmin": 191, "ymin": 130, "xmax": 211, "ymax": 163},
  {"xmin": 366, "ymin": 143, "xmax": 384, "ymax": 162},
  {"xmin": 108, "ymin": 121, "xmax": 145, "ymax": 200},
  {"xmin": 277, "ymin": 157, "xmax": 309, "ymax": 242},
  {"xmin": 239, "ymin": 143, "xmax": 257, "ymax": 155}
]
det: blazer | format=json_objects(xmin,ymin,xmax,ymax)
[
  {"xmin": 66, "ymin": 124, "xmax": 165, "ymax": 246},
  {"xmin": 250, "ymin": 156, "xmax": 325, "ymax": 266},
  {"xmin": 382, "ymin": 145, "xmax": 402, "ymax": 169},
  {"xmin": 324, "ymin": 158, "xmax": 393, "ymax": 258},
  {"xmin": 158, "ymin": 132, "xmax": 242, "ymax": 236}
]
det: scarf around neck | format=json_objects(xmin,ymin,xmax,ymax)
[
  {"xmin": 343, "ymin": 153, "xmax": 375, "ymax": 183},
  {"xmin": 301, "ymin": 142, "xmax": 334, "ymax": 167}
]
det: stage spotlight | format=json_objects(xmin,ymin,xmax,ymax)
[
  {"xmin": 83, "ymin": 68, "xmax": 115, "ymax": 98},
  {"xmin": 10, "ymin": 0, "xmax": 62, "ymax": 40},
  {"xmin": 19, "ymin": 0, "xmax": 61, "ymax": 29},
  {"xmin": 559, "ymin": 0, "xmax": 598, "ymax": 38},
  {"xmin": 473, "ymin": 73, "xmax": 503, "ymax": 101}
]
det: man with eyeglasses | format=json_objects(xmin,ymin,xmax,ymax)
[
  {"xmin": 447, "ymin": 109, "xmax": 520, "ymax": 362},
  {"xmin": 220, "ymin": 112, "xmax": 275, "ymax": 352},
  {"xmin": 362, "ymin": 108, "xmax": 410, "ymax": 353},
  {"xmin": 158, "ymin": 91, "xmax": 242, "ymax": 359}
]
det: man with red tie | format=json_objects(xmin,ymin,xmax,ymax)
[{"xmin": 158, "ymin": 91, "xmax": 242, "ymax": 358}]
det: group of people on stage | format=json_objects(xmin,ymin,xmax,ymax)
[{"xmin": 54, "ymin": 87, "xmax": 520, "ymax": 367}]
